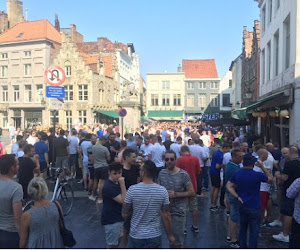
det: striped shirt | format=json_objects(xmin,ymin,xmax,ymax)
[
  {"xmin": 287, "ymin": 177, "xmax": 300, "ymax": 224},
  {"xmin": 124, "ymin": 182, "xmax": 169, "ymax": 239}
]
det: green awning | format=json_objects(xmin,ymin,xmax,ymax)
[
  {"xmin": 147, "ymin": 110, "xmax": 183, "ymax": 118},
  {"xmin": 94, "ymin": 110, "xmax": 119, "ymax": 119},
  {"xmin": 232, "ymin": 108, "xmax": 247, "ymax": 119}
]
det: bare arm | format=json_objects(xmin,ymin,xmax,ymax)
[
  {"xmin": 122, "ymin": 202, "xmax": 132, "ymax": 220},
  {"xmin": 169, "ymin": 183, "xmax": 195, "ymax": 198},
  {"xmin": 113, "ymin": 177, "xmax": 126, "ymax": 204},
  {"xmin": 13, "ymin": 201, "xmax": 22, "ymax": 233},
  {"xmin": 147, "ymin": 153, "xmax": 152, "ymax": 161},
  {"xmin": 256, "ymin": 161, "xmax": 273, "ymax": 184},
  {"xmin": 226, "ymin": 181, "xmax": 244, "ymax": 204},
  {"xmin": 19, "ymin": 211, "xmax": 30, "ymax": 248},
  {"xmin": 161, "ymin": 205, "xmax": 175, "ymax": 247}
]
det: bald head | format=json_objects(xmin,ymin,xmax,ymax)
[
  {"xmin": 281, "ymin": 147, "xmax": 289, "ymax": 159},
  {"xmin": 266, "ymin": 142, "xmax": 274, "ymax": 152},
  {"xmin": 258, "ymin": 149, "xmax": 268, "ymax": 162},
  {"xmin": 289, "ymin": 146, "xmax": 299, "ymax": 158}
]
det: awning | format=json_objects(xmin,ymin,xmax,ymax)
[
  {"xmin": 232, "ymin": 108, "xmax": 247, "ymax": 119},
  {"xmin": 147, "ymin": 110, "xmax": 183, "ymax": 118},
  {"xmin": 94, "ymin": 110, "xmax": 119, "ymax": 119},
  {"xmin": 206, "ymin": 117, "xmax": 250, "ymax": 126}
]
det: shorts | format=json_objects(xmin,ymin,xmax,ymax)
[
  {"xmin": 94, "ymin": 167, "xmax": 108, "ymax": 180},
  {"xmin": 39, "ymin": 161, "xmax": 48, "ymax": 173},
  {"xmin": 210, "ymin": 174, "xmax": 221, "ymax": 188},
  {"xmin": 88, "ymin": 166, "xmax": 95, "ymax": 180},
  {"xmin": 83, "ymin": 162, "xmax": 89, "ymax": 175},
  {"xmin": 56, "ymin": 156, "xmax": 69, "ymax": 169},
  {"xmin": 227, "ymin": 193, "xmax": 240, "ymax": 223},
  {"xmin": 260, "ymin": 191, "xmax": 269, "ymax": 211},
  {"xmin": 280, "ymin": 195, "xmax": 295, "ymax": 217},
  {"xmin": 68, "ymin": 154, "xmax": 77, "ymax": 167},
  {"xmin": 103, "ymin": 222, "xmax": 123, "ymax": 246},
  {"xmin": 188, "ymin": 195, "xmax": 198, "ymax": 211},
  {"xmin": 171, "ymin": 214, "xmax": 186, "ymax": 245}
]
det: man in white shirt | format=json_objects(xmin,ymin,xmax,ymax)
[
  {"xmin": 170, "ymin": 136, "xmax": 182, "ymax": 159},
  {"xmin": 68, "ymin": 129, "xmax": 79, "ymax": 178},
  {"xmin": 199, "ymin": 139, "xmax": 210, "ymax": 192},
  {"xmin": 200, "ymin": 130, "xmax": 211, "ymax": 147},
  {"xmin": 151, "ymin": 136, "xmax": 166, "ymax": 177},
  {"xmin": 140, "ymin": 136, "xmax": 153, "ymax": 161}
]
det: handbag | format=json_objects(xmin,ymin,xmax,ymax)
[{"xmin": 53, "ymin": 201, "xmax": 76, "ymax": 248}]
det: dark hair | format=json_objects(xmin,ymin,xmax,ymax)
[
  {"xmin": 120, "ymin": 140, "xmax": 127, "ymax": 148},
  {"xmin": 122, "ymin": 148, "xmax": 136, "ymax": 160},
  {"xmin": 40, "ymin": 132, "xmax": 48, "ymax": 141},
  {"xmin": 142, "ymin": 160, "xmax": 157, "ymax": 179},
  {"xmin": 85, "ymin": 133, "xmax": 92, "ymax": 140},
  {"xmin": 176, "ymin": 136, "xmax": 182, "ymax": 142},
  {"xmin": 214, "ymin": 138, "xmax": 221, "ymax": 145},
  {"xmin": 255, "ymin": 144, "xmax": 264, "ymax": 152},
  {"xmin": 180, "ymin": 145, "xmax": 190, "ymax": 153},
  {"xmin": 109, "ymin": 132, "xmax": 116, "ymax": 136},
  {"xmin": 16, "ymin": 135, "xmax": 23, "ymax": 141},
  {"xmin": 194, "ymin": 138, "xmax": 200, "ymax": 145},
  {"xmin": 0, "ymin": 154, "xmax": 17, "ymax": 175},
  {"xmin": 157, "ymin": 136, "xmax": 162, "ymax": 143},
  {"xmin": 108, "ymin": 162, "xmax": 123, "ymax": 173},
  {"xmin": 232, "ymin": 142, "xmax": 240, "ymax": 148},
  {"xmin": 71, "ymin": 129, "xmax": 77, "ymax": 135},
  {"xmin": 231, "ymin": 149, "xmax": 242, "ymax": 158},
  {"xmin": 24, "ymin": 144, "xmax": 34, "ymax": 155},
  {"xmin": 116, "ymin": 132, "xmax": 121, "ymax": 137},
  {"xmin": 164, "ymin": 150, "xmax": 177, "ymax": 160},
  {"xmin": 59, "ymin": 129, "xmax": 65, "ymax": 136},
  {"xmin": 222, "ymin": 143, "xmax": 231, "ymax": 149}
]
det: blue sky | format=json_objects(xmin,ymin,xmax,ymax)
[{"xmin": 0, "ymin": 0, "xmax": 259, "ymax": 79}]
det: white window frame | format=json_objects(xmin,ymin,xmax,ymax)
[
  {"xmin": 36, "ymin": 85, "xmax": 43, "ymax": 103},
  {"xmin": 187, "ymin": 94, "xmax": 195, "ymax": 107},
  {"xmin": 210, "ymin": 82, "xmax": 219, "ymax": 89},
  {"xmin": 1, "ymin": 65, "xmax": 8, "ymax": 77},
  {"xmin": 65, "ymin": 110, "xmax": 72, "ymax": 128},
  {"xmin": 78, "ymin": 85, "xmax": 88, "ymax": 101},
  {"xmin": 210, "ymin": 94, "xmax": 219, "ymax": 107},
  {"xmin": 65, "ymin": 85, "xmax": 73, "ymax": 101},
  {"xmin": 24, "ymin": 51, "xmax": 31, "ymax": 57},
  {"xmin": 13, "ymin": 85, "xmax": 19, "ymax": 103},
  {"xmin": 2, "ymin": 85, "xmax": 8, "ymax": 102},
  {"xmin": 151, "ymin": 94, "xmax": 159, "ymax": 106},
  {"xmin": 162, "ymin": 94, "xmax": 170, "ymax": 106},
  {"xmin": 162, "ymin": 81, "xmax": 170, "ymax": 90},
  {"xmin": 198, "ymin": 94, "xmax": 206, "ymax": 107},
  {"xmin": 65, "ymin": 66, "xmax": 71, "ymax": 77},
  {"xmin": 187, "ymin": 82, "xmax": 194, "ymax": 90},
  {"xmin": 198, "ymin": 82, "xmax": 206, "ymax": 89},
  {"xmin": 173, "ymin": 94, "xmax": 181, "ymax": 106},
  {"xmin": 24, "ymin": 64, "xmax": 31, "ymax": 76},
  {"xmin": 24, "ymin": 85, "xmax": 32, "ymax": 103},
  {"xmin": 78, "ymin": 110, "xmax": 87, "ymax": 124},
  {"xmin": 1, "ymin": 53, "xmax": 8, "ymax": 59}
]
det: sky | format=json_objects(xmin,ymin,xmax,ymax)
[{"xmin": 0, "ymin": 0, "xmax": 259, "ymax": 79}]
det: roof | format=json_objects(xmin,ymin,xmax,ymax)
[
  {"xmin": 0, "ymin": 19, "xmax": 61, "ymax": 44},
  {"xmin": 102, "ymin": 54, "xmax": 113, "ymax": 78},
  {"xmin": 182, "ymin": 59, "xmax": 218, "ymax": 79},
  {"xmin": 79, "ymin": 51, "xmax": 98, "ymax": 65}
]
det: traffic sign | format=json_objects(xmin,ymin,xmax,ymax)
[
  {"xmin": 45, "ymin": 65, "xmax": 66, "ymax": 86},
  {"xmin": 49, "ymin": 98, "xmax": 64, "ymax": 111},
  {"xmin": 118, "ymin": 108, "xmax": 127, "ymax": 117},
  {"xmin": 46, "ymin": 86, "xmax": 65, "ymax": 98}
]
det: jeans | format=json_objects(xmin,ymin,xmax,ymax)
[
  {"xmin": 128, "ymin": 235, "xmax": 161, "ymax": 248},
  {"xmin": 290, "ymin": 218, "xmax": 300, "ymax": 248},
  {"xmin": 239, "ymin": 205, "xmax": 261, "ymax": 248},
  {"xmin": 197, "ymin": 166, "xmax": 209, "ymax": 193},
  {"xmin": 0, "ymin": 229, "xmax": 19, "ymax": 248}
]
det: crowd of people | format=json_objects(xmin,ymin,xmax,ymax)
[{"xmin": 0, "ymin": 121, "xmax": 300, "ymax": 248}]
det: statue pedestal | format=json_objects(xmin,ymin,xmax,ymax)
[{"xmin": 118, "ymin": 100, "xmax": 141, "ymax": 137}]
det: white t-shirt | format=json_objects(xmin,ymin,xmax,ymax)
[
  {"xmin": 200, "ymin": 134, "xmax": 211, "ymax": 147},
  {"xmin": 140, "ymin": 143, "xmax": 154, "ymax": 161},
  {"xmin": 68, "ymin": 136, "xmax": 79, "ymax": 155},
  {"xmin": 151, "ymin": 143, "xmax": 166, "ymax": 168},
  {"xmin": 189, "ymin": 144, "xmax": 206, "ymax": 167},
  {"xmin": 170, "ymin": 143, "xmax": 181, "ymax": 159},
  {"xmin": 201, "ymin": 145, "xmax": 211, "ymax": 166}
]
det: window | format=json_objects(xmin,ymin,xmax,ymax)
[
  {"xmin": 198, "ymin": 94, "xmax": 206, "ymax": 107},
  {"xmin": 36, "ymin": 85, "xmax": 43, "ymax": 103},
  {"xmin": 65, "ymin": 85, "xmax": 73, "ymax": 101},
  {"xmin": 65, "ymin": 111, "xmax": 72, "ymax": 129},
  {"xmin": 284, "ymin": 15, "xmax": 290, "ymax": 70},
  {"xmin": 187, "ymin": 82, "xmax": 194, "ymax": 89},
  {"xmin": 151, "ymin": 94, "xmax": 159, "ymax": 106},
  {"xmin": 13, "ymin": 86, "xmax": 19, "ymax": 102},
  {"xmin": 2, "ymin": 116, "xmax": 8, "ymax": 128},
  {"xmin": 78, "ymin": 110, "xmax": 87, "ymax": 124},
  {"xmin": 274, "ymin": 31, "xmax": 279, "ymax": 76},
  {"xmin": 173, "ymin": 94, "xmax": 181, "ymax": 106},
  {"xmin": 24, "ymin": 85, "xmax": 32, "ymax": 102},
  {"xmin": 2, "ymin": 86, "xmax": 8, "ymax": 102},
  {"xmin": 268, "ymin": 0, "xmax": 272, "ymax": 24},
  {"xmin": 78, "ymin": 85, "xmax": 88, "ymax": 101},
  {"xmin": 24, "ymin": 64, "xmax": 31, "ymax": 76},
  {"xmin": 50, "ymin": 111, "xmax": 59, "ymax": 126},
  {"xmin": 65, "ymin": 66, "xmax": 71, "ymax": 77},
  {"xmin": 222, "ymin": 94, "xmax": 231, "ymax": 107},
  {"xmin": 1, "ymin": 53, "xmax": 8, "ymax": 59},
  {"xmin": 162, "ymin": 94, "xmax": 170, "ymax": 106},
  {"xmin": 210, "ymin": 94, "xmax": 218, "ymax": 107},
  {"xmin": 261, "ymin": 49, "xmax": 265, "ymax": 84},
  {"xmin": 24, "ymin": 51, "xmax": 31, "ymax": 57},
  {"xmin": 229, "ymin": 80, "xmax": 233, "ymax": 88},
  {"xmin": 1, "ymin": 66, "xmax": 7, "ymax": 77},
  {"xmin": 187, "ymin": 94, "xmax": 195, "ymax": 107},
  {"xmin": 198, "ymin": 82, "xmax": 206, "ymax": 89},
  {"xmin": 262, "ymin": 6, "xmax": 266, "ymax": 32},
  {"xmin": 162, "ymin": 81, "xmax": 170, "ymax": 90},
  {"xmin": 267, "ymin": 41, "xmax": 271, "ymax": 81},
  {"xmin": 210, "ymin": 82, "xmax": 219, "ymax": 89}
]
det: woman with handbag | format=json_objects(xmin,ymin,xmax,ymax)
[{"xmin": 19, "ymin": 177, "xmax": 65, "ymax": 248}]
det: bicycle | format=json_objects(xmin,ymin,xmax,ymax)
[{"xmin": 23, "ymin": 167, "xmax": 74, "ymax": 216}]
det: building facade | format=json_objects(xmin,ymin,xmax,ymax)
[
  {"xmin": 230, "ymin": 54, "xmax": 243, "ymax": 113},
  {"xmin": 0, "ymin": 19, "xmax": 61, "ymax": 129},
  {"xmin": 0, "ymin": 0, "xmax": 24, "ymax": 33},
  {"xmin": 146, "ymin": 72, "xmax": 185, "ymax": 120},
  {"xmin": 219, "ymin": 70, "xmax": 233, "ymax": 116}
]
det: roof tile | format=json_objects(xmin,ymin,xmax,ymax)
[{"xmin": 182, "ymin": 59, "xmax": 218, "ymax": 78}]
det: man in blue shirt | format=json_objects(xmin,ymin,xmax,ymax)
[
  {"xmin": 209, "ymin": 143, "xmax": 230, "ymax": 211},
  {"xmin": 34, "ymin": 132, "xmax": 49, "ymax": 178},
  {"xmin": 226, "ymin": 153, "xmax": 272, "ymax": 248}
]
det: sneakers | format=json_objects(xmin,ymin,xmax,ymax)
[
  {"xmin": 272, "ymin": 232, "xmax": 289, "ymax": 243},
  {"xmin": 230, "ymin": 242, "xmax": 240, "ymax": 248},
  {"xmin": 269, "ymin": 220, "xmax": 283, "ymax": 227},
  {"xmin": 210, "ymin": 206, "xmax": 219, "ymax": 212},
  {"xmin": 226, "ymin": 236, "xmax": 231, "ymax": 243},
  {"xmin": 260, "ymin": 223, "xmax": 271, "ymax": 228},
  {"xmin": 191, "ymin": 225, "xmax": 199, "ymax": 233},
  {"xmin": 184, "ymin": 230, "xmax": 187, "ymax": 236},
  {"xmin": 97, "ymin": 199, "xmax": 103, "ymax": 204},
  {"xmin": 89, "ymin": 196, "xmax": 96, "ymax": 201},
  {"xmin": 226, "ymin": 211, "xmax": 230, "ymax": 217}
]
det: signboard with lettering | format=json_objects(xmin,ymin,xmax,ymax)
[{"xmin": 201, "ymin": 113, "xmax": 220, "ymax": 121}]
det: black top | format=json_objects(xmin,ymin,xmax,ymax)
[
  {"xmin": 163, "ymin": 140, "xmax": 173, "ymax": 150},
  {"xmin": 18, "ymin": 157, "xmax": 36, "ymax": 185},
  {"xmin": 54, "ymin": 137, "xmax": 69, "ymax": 157},
  {"xmin": 122, "ymin": 164, "xmax": 140, "ymax": 190},
  {"xmin": 282, "ymin": 158, "xmax": 300, "ymax": 194},
  {"xmin": 104, "ymin": 141, "xmax": 120, "ymax": 164}
]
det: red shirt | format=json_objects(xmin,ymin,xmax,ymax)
[{"xmin": 176, "ymin": 154, "xmax": 201, "ymax": 192}]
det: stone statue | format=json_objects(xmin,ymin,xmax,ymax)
[{"xmin": 121, "ymin": 81, "xmax": 138, "ymax": 100}]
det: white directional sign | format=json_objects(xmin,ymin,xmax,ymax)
[
  {"xmin": 48, "ymin": 98, "xmax": 64, "ymax": 111},
  {"xmin": 45, "ymin": 65, "xmax": 66, "ymax": 86}
]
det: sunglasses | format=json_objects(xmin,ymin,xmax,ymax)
[{"xmin": 165, "ymin": 158, "xmax": 175, "ymax": 162}]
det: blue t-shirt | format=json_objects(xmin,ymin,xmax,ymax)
[
  {"xmin": 97, "ymin": 129, "xmax": 104, "ymax": 138},
  {"xmin": 230, "ymin": 168, "xmax": 268, "ymax": 209},
  {"xmin": 225, "ymin": 160, "xmax": 240, "ymax": 184},
  {"xmin": 101, "ymin": 179, "xmax": 123, "ymax": 225},
  {"xmin": 161, "ymin": 130, "xmax": 167, "ymax": 142},
  {"xmin": 34, "ymin": 141, "xmax": 49, "ymax": 162},
  {"xmin": 210, "ymin": 150, "xmax": 223, "ymax": 175}
]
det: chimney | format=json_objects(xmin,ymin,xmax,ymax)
[
  {"xmin": 177, "ymin": 64, "xmax": 182, "ymax": 72},
  {"xmin": 55, "ymin": 14, "xmax": 60, "ymax": 32}
]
